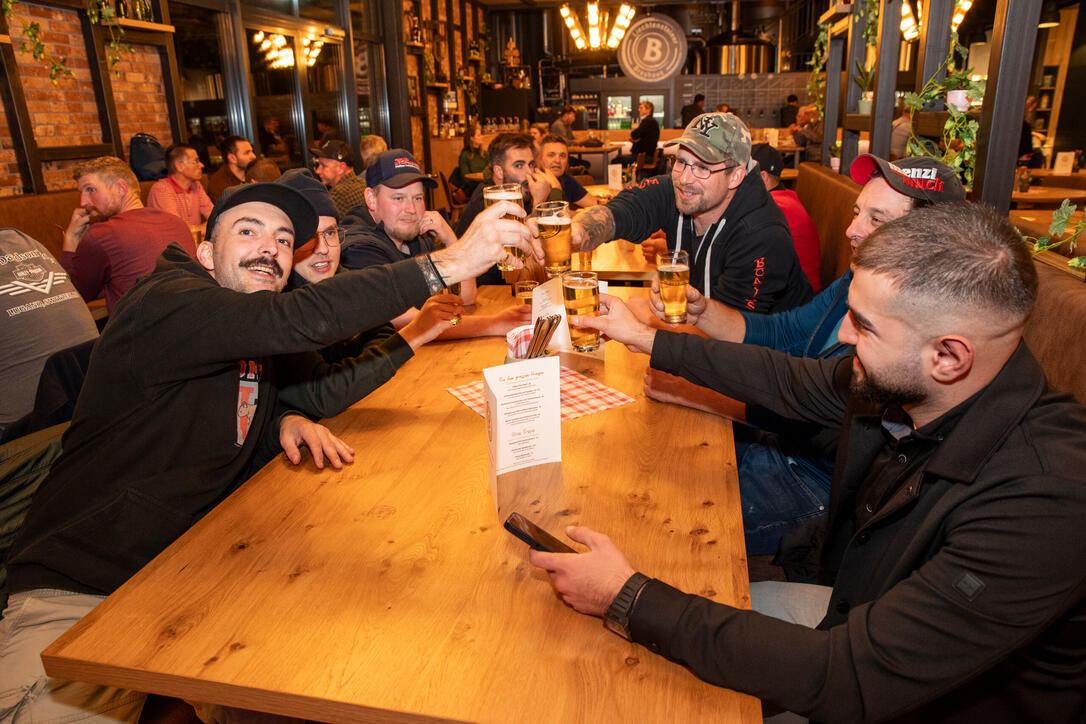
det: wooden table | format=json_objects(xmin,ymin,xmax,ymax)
[
  {"xmin": 1011, "ymin": 185, "xmax": 1086, "ymax": 209},
  {"xmin": 43, "ymin": 286, "xmax": 758, "ymax": 724},
  {"xmin": 464, "ymin": 171, "xmax": 484, "ymax": 183},
  {"xmin": 567, "ymin": 143, "xmax": 623, "ymax": 182}
]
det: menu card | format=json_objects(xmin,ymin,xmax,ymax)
[
  {"xmin": 1053, "ymin": 152, "xmax": 1075, "ymax": 176},
  {"xmin": 484, "ymin": 356, "xmax": 561, "ymax": 502},
  {"xmin": 608, "ymin": 163, "xmax": 624, "ymax": 191}
]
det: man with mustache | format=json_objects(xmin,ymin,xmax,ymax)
[
  {"xmin": 61, "ymin": 156, "xmax": 195, "ymax": 313},
  {"xmin": 528, "ymin": 203, "xmax": 1086, "ymax": 723},
  {"xmin": 570, "ymin": 112, "xmax": 812, "ymax": 314},
  {"xmin": 2, "ymin": 181, "xmax": 536, "ymax": 722},
  {"xmin": 341, "ymin": 149, "xmax": 528, "ymax": 338}
]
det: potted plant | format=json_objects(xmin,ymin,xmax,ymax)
[
  {"xmin": 829, "ymin": 141, "xmax": 842, "ymax": 172},
  {"xmin": 854, "ymin": 60, "xmax": 875, "ymax": 114}
]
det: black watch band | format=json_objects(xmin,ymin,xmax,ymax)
[{"xmin": 603, "ymin": 572, "xmax": 650, "ymax": 640}]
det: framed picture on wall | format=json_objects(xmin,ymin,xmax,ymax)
[
  {"xmin": 444, "ymin": 90, "xmax": 458, "ymax": 111},
  {"xmin": 407, "ymin": 76, "xmax": 421, "ymax": 109}
]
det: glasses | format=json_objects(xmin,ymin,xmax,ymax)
[
  {"xmin": 317, "ymin": 226, "xmax": 343, "ymax": 247},
  {"xmin": 670, "ymin": 157, "xmax": 737, "ymax": 180}
]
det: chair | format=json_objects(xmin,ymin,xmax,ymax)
[
  {"xmin": 0, "ymin": 339, "xmax": 96, "ymax": 444},
  {"xmin": 635, "ymin": 149, "xmax": 665, "ymax": 182},
  {"xmin": 439, "ymin": 171, "xmax": 468, "ymax": 224}
]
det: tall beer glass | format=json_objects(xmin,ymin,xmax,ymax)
[
  {"xmin": 484, "ymin": 183, "xmax": 526, "ymax": 271},
  {"xmin": 656, "ymin": 249, "xmax": 690, "ymax": 324},
  {"xmin": 562, "ymin": 271, "xmax": 600, "ymax": 352},
  {"xmin": 534, "ymin": 200, "xmax": 572, "ymax": 277}
]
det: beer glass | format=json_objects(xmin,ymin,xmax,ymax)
[
  {"xmin": 562, "ymin": 271, "xmax": 600, "ymax": 352},
  {"xmin": 484, "ymin": 183, "xmax": 526, "ymax": 271},
  {"xmin": 514, "ymin": 280, "xmax": 538, "ymax": 305},
  {"xmin": 445, "ymin": 280, "xmax": 462, "ymax": 326},
  {"xmin": 656, "ymin": 249, "xmax": 690, "ymax": 324},
  {"xmin": 534, "ymin": 200, "xmax": 572, "ymax": 277}
]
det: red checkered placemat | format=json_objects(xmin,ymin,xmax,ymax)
[{"xmin": 447, "ymin": 366, "xmax": 635, "ymax": 421}]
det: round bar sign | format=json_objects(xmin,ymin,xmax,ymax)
[{"xmin": 617, "ymin": 15, "xmax": 688, "ymax": 83}]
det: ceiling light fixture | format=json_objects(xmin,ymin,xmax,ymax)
[
  {"xmin": 560, "ymin": 3, "xmax": 635, "ymax": 52},
  {"xmin": 901, "ymin": 0, "xmax": 972, "ymax": 41}
]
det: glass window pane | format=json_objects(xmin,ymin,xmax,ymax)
[
  {"xmin": 306, "ymin": 40, "xmax": 345, "ymax": 143},
  {"xmin": 170, "ymin": 2, "xmax": 229, "ymax": 166},
  {"xmin": 248, "ymin": 28, "xmax": 304, "ymax": 169},
  {"xmin": 299, "ymin": 0, "xmax": 336, "ymax": 24}
]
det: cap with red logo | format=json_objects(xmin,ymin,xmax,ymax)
[
  {"xmin": 366, "ymin": 149, "xmax": 438, "ymax": 190},
  {"xmin": 849, "ymin": 154, "xmax": 966, "ymax": 204}
]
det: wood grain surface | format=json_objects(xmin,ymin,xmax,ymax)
[{"xmin": 43, "ymin": 287, "xmax": 757, "ymax": 723}]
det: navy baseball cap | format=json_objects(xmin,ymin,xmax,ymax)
[
  {"xmin": 275, "ymin": 168, "xmax": 339, "ymax": 221},
  {"xmin": 849, "ymin": 154, "xmax": 966, "ymax": 204},
  {"xmin": 751, "ymin": 143, "xmax": 784, "ymax": 177},
  {"xmin": 205, "ymin": 183, "xmax": 318, "ymax": 249},
  {"xmin": 366, "ymin": 149, "xmax": 438, "ymax": 189}
]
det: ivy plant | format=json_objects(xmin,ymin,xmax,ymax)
[
  {"xmin": 1025, "ymin": 199, "xmax": 1086, "ymax": 272},
  {"xmin": 806, "ymin": 22, "xmax": 830, "ymax": 121},
  {"xmin": 902, "ymin": 31, "xmax": 985, "ymax": 188},
  {"xmin": 3, "ymin": 0, "xmax": 131, "ymax": 84}
]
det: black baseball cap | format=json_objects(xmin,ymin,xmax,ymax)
[
  {"xmin": 310, "ymin": 139, "xmax": 354, "ymax": 165},
  {"xmin": 205, "ymin": 183, "xmax": 318, "ymax": 249},
  {"xmin": 751, "ymin": 143, "xmax": 784, "ymax": 177},
  {"xmin": 275, "ymin": 168, "xmax": 339, "ymax": 221},
  {"xmin": 849, "ymin": 154, "xmax": 966, "ymax": 204},
  {"xmin": 366, "ymin": 149, "xmax": 437, "ymax": 189}
]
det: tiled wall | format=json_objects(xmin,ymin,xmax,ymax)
[
  {"xmin": 677, "ymin": 71, "xmax": 812, "ymax": 128},
  {"xmin": 0, "ymin": 3, "xmax": 174, "ymax": 195}
]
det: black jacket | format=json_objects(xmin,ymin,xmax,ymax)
[
  {"xmin": 7, "ymin": 244, "xmax": 431, "ymax": 595},
  {"xmin": 629, "ymin": 116, "xmax": 660, "ymax": 157},
  {"xmin": 633, "ymin": 334, "xmax": 1086, "ymax": 723},
  {"xmin": 606, "ymin": 173, "xmax": 813, "ymax": 313}
]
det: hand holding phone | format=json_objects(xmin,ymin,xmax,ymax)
[{"xmin": 504, "ymin": 512, "xmax": 576, "ymax": 553}]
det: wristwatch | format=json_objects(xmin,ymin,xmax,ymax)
[{"xmin": 603, "ymin": 572, "xmax": 650, "ymax": 640}]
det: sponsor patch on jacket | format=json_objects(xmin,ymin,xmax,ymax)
[{"xmin": 236, "ymin": 359, "xmax": 262, "ymax": 446}]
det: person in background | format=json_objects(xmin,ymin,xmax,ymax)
[
  {"xmin": 342, "ymin": 149, "xmax": 529, "ymax": 338},
  {"xmin": 779, "ymin": 94, "xmax": 799, "ymax": 127},
  {"xmin": 750, "ymin": 143, "xmax": 821, "ymax": 293},
  {"xmin": 571, "ymin": 112, "xmax": 812, "ymax": 314},
  {"xmin": 550, "ymin": 105, "xmax": 577, "ymax": 143},
  {"xmin": 615, "ymin": 101, "xmax": 660, "ymax": 169},
  {"xmin": 456, "ymin": 123, "xmax": 488, "ymax": 197},
  {"xmin": 0, "ymin": 228, "xmax": 98, "ymax": 440},
  {"xmin": 359, "ymin": 134, "xmax": 388, "ymax": 174},
  {"xmin": 244, "ymin": 158, "xmax": 282, "ymax": 183},
  {"xmin": 679, "ymin": 93, "xmax": 705, "ymax": 127},
  {"xmin": 714, "ymin": 103, "xmax": 731, "ymax": 114},
  {"xmin": 314, "ymin": 118, "xmax": 337, "ymax": 143},
  {"xmin": 62, "ymin": 156, "xmax": 195, "ymax": 313},
  {"xmin": 790, "ymin": 104, "xmax": 823, "ymax": 162},
  {"xmin": 538, "ymin": 134, "xmax": 596, "ymax": 209},
  {"xmin": 454, "ymin": 133, "xmax": 556, "ymax": 239},
  {"xmin": 311, "ymin": 139, "xmax": 368, "ymax": 217},
  {"xmin": 890, "ymin": 102, "xmax": 912, "ymax": 160},
  {"xmin": 146, "ymin": 143, "xmax": 213, "ymax": 227},
  {"xmin": 207, "ymin": 135, "xmax": 256, "ymax": 202},
  {"xmin": 529, "ymin": 122, "xmax": 550, "ymax": 161},
  {"xmin": 259, "ymin": 116, "xmax": 288, "ymax": 157},
  {"xmin": 526, "ymin": 201, "xmax": 1086, "ymax": 724}
]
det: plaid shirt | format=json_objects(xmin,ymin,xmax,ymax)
[
  {"xmin": 329, "ymin": 172, "xmax": 368, "ymax": 217},
  {"xmin": 146, "ymin": 176, "xmax": 213, "ymax": 227}
]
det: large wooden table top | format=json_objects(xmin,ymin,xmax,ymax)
[
  {"xmin": 1011, "ymin": 185, "xmax": 1086, "ymax": 208},
  {"xmin": 42, "ymin": 286, "xmax": 757, "ymax": 723}
]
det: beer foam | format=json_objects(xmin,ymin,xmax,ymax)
[
  {"xmin": 539, "ymin": 216, "xmax": 572, "ymax": 225},
  {"xmin": 657, "ymin": 263, "xmax": 690, "ymax": 273},
  {"xmin": 484, "ymin": 191, "xmax": 523, "ymax": 201},
  {"xmin": 562, "ymin": 278, "xmax": 597, "ymax": 290}
]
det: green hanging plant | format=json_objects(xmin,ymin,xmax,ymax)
[
  {"xmin": 3, "ymin": 0, "xmax": 132, "ymax": 83},
  {"xmin": 902, "ymin": 30, "xmax": 985, "ymax": 188},
  {"xmin": 806, "ymin": 22, "xmax": 830, "ymax": 121},
  {"xmin": 1023, "ymin": 199, "xmax": 1086, "ymax": 272}
]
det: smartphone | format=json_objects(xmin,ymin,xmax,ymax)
[{"xmin": 504, "ymin": 512, "xmax": 576, "ymax": 553}]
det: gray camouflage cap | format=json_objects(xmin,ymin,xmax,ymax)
[{"xmin": 664, "ymin": 112, "xmax": 751, "ymax": 167}]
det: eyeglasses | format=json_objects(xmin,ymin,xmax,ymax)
[
  {"xmin": 670, "ymin": 157, "xmax": 736, "ymax": 181},
  {"xmin": 317, "ymin": 226, "xmax": 343, "ymax": 247}
]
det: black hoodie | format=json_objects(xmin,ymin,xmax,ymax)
[
  {"xmin": 7, "ymin": 243, "xmax": 430, "ymax": 595},
  {"xmin": 604, "ymin": 171, "xmax": 813, "ymax": 314}
]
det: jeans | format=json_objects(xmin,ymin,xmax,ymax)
[{"xmin": 736, "ymin": 435, "xmax": 832, "ymax": 556}]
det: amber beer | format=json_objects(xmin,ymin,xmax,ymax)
[
  {"xmin": 562, "ymin": 271, "xmax": 600, "ymax": 352},
  {"xmin": 656, "ymin": 250, "xmax": 690, "ymax": 324},
  {"xmin": 445, "ymin": 280, "xmax": 462, "ymax": 325},
  {"xmin": 535, "ymin": 201, "xmax": 572, "ymax": 277},
  {"xmin": 484, "ymin": 183, "xmax": 526, "ymax": 271}
]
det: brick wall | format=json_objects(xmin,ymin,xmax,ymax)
[{"xmin": 0, "ymin": 2, "xmax": 174, "ymax": 195}]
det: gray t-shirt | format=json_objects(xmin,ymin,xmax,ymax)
[{"xmin": 0, "ymin": 229, "xmax": 98, "ymax": 423}]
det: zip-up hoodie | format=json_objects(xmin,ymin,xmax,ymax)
[{"xmin": 605, "ymin": 171, "xmax": 813, "ymax": 313}]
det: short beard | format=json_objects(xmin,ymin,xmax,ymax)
[{"xmin": 849, "ymin": 366, "xmax": 926, "ymax": 408}]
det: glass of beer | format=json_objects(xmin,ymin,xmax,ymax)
[
  {"xmin": 656, "ymin": 249, "xmax": 690, "ymax": 324},
  {"xmin": 514, "ymin": 280, "xmax": 538, "ymax": 305},
  {"xmin": 445, "ymin": 280, "xmax": 462, "ymax": 326},
  {"xmin": 534, "ymin": 200, "xmax": 572, "ymax": 277},
  {"xmin": 562, "ymin": 271, "xmax": 600, "ymax": 352},
  {"xmin": 484, "ymin": 183, "xmax": 526, "ymax": 271},
  {"xmin": 572, "ymin": 250, "xmax": 592, "ymax": 271}
]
